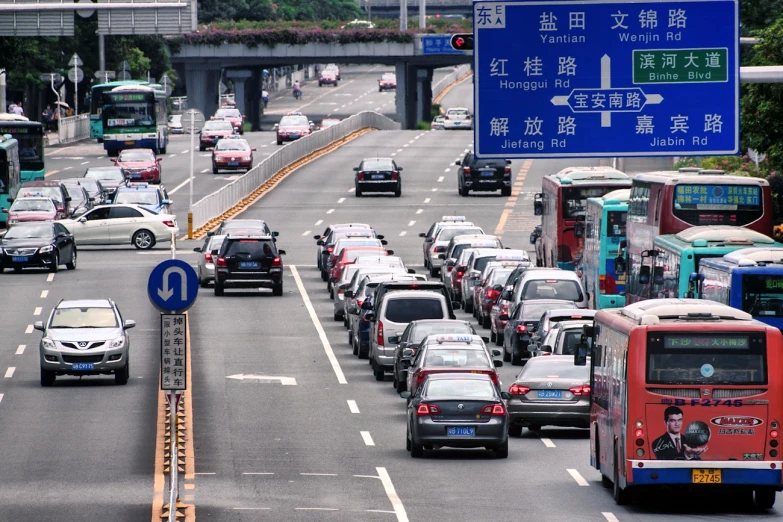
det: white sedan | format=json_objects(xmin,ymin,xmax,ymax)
[
  {"xmin": 443, "ymin": 108, "xmax": 473, "ymax": 130},
  {"xmin": 58, "ymin": 204, "xmax": 179, "ymax": 249}
]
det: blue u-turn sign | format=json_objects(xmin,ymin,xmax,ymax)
[{"xmin": 147, "ymin": 259, "xmax": 199, "ymax": 313}]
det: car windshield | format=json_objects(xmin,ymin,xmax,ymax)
[
  {"xmin": 558, "ymin": 329, "xmax": 592, "ymax": 355},
  {"xmin": 169, "ymin": 115, "xmax": 181, "ymax": 123},
  {"xmin": 10, "ymin": 199, "xmax": 55, "ymax": 212},
  {"xmin": 85, "ymin": 168, "xmax": 124, "ymax": 182},
  {"xmin": 413, "ymin": 323, "xmax": 473, "ymax": 343},
  {"xmin": 19, "ymin": 187, "xmax": 63, "ymax": 205},
  {"xmin": 79, "ymin": 179, "xmax": 100, "ymax": 194},
  {"xmin": 521, "ymin": 302, "xmax": 560, "ymax": 321},
  {"xmin": 437, "ymin": 228, "xmax": 483, "ymax": 242},
  {"xmin": 115, "ymin": 191, "xmax": 158, "ymax": 205},
  {"xmin": 361, "ymin": 159, "xmax": 395, "ymax": 171},
  {"xmin": 216, "ymin": 140, "xmax": 249, "ymax": 151},
  {"xmin": 118, "ymin": 151, "xmax": 153, "ymax": 162},
  {"xmin": 204, "ymin": 121, "xmax": 233, "ymax": 131},
  {"xmin": 426, "ymin": 379, "xmax": 495, "ymax": 398},
  {"xmin": 423, "ymin": 348, "xmax": 489, "ymax": 367},
  {"xmin": 385, "ymin": 298, "xmax": 444, "ymax": 322},
  {"xmin": 64, "ymin": 186, "xmax": 86, "ymax": 204},
  {"xmin": 521, "ymin": 359, "xmax": 589, "ymax": 379},
  {"xmin": 280, "ymin": 116, "xmax": 309, "ymax": 126},
  {"xmin": 50, "ymin": 307, "xmax": 119, "ymax": 328},
  {"xmin": 522, "ymin": 280, "xmax": 583, "ymax": 301},
  {"xmin": 216, "ymin": 109, "xmax": 241, "ymax": 118},
  {"xmin": 3, "ymin": 223, "xmax": 52, "ymax": 239},
  {"xmin": 223, "ymin": 221, "xmax": 266, "ymax": 232}
]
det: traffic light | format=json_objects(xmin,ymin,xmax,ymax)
[{"xmin": 450, "ymin": 33, "xmax": 474, "ymax": 51}]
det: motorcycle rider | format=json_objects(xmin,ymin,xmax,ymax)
[{"xmin": 293, "ymin": 80, "xmax": 302, "ymax": 99}]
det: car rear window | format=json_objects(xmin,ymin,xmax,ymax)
[
  {"xmin": 448, "ymin": 109, "xmax": 469, "ymax": 116},
  {"xmin": 522, "ymin": 280, "xmax": 583, "ymax": 301},
  {"xmin": 225, "ymin": 239, "xmax": 276, "ymax": 257},
  {"xmin": 413, "ymin": 323, "xmax": 472, "ymax": 343},
  {"xmin": 521, "ymin": 302, "xmax": 560, "ymax": 321},
  {"xmin": 437, "ymin": 228, "xmax": 483, "ymax": 242},
  {"xmin": 385, "ymin": 298, "xmax": 444, "ymax": 323},
  {"xmin": 521, "ymin": 359, "xmax": 589, "ymax": 379},
  {"xmin": 558, "ymin": 330, "xmax": 593, "ymax": 355},
  {"xmin": 424, "ymin": 348, "xmax": 489, "ymax": 367},
  {"xmin": 425, "ymin": 379, "xmax": 495, "ymax": 398},
  {"xmin": 361, "ymin": 159, "xmax": 395, "ymax": 171}
]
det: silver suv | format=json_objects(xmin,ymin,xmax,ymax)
[{"xmin": 35, "ymin": 299, "xmax": 135, "ymax": 386}]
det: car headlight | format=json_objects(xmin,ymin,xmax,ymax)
[
  {"xmin": 42, "ymin": 338, "xmax": 55, "ymax": 349},
  {"xmin": 110, "ymin": 337, "xmax": 125, "ymax": 348},
  {"xmin": 39, "ymin": 245, "xmax": 54, "ymax": 254}
]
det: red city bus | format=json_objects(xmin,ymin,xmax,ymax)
[
  {"xmin": 625, "ymin": 169, "xmax": 773, "ymax": 303},
  {"xmin": 534, "ymin": 167, "xmax": 631, "ymax": 271},
  {"xmin": 579, "ymin": 299, "xmax": 783, "ymax": 508}
]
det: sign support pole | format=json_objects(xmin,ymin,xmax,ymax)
[
  {"xmin": 188, "ymin": 110, "xmax": 194, "ymax": 239},
  {"xmin": 73, "ymin": 61, "xmax": 78, "ymax": 116},
  {"xmin": 167, "ymin": 389, "xmax": 179, "ymax": 522}
]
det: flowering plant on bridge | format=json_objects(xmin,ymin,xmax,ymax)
[{"xmin": 175, "ymin": 26, "xmax": 415, "ymax": 49}]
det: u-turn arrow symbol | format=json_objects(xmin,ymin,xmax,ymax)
[{"xmin": 157, "ymin": 266, "xmax": 188, "ymax": 301}]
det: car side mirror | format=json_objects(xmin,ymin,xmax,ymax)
[
  {"xmin": 493, "ymin": 360, "xmax": 503, "ymax": 368},
  {"xmin": 344, "ymin": 290, "xmax": 353, "ymax": 298},
  {"xmin": 397, "ymin": 167, "xmax": 403, "ymax": 171},
  {"xmin": 418, "ymin": 233, "xmax": 426, "ymax": 238},
  {"xmin": 493, "ymin": 284, "xmax": 503, "ymax": 292},
  {"xmin": 407, "ymin": 268, "xmax": 415, "ymax": 274},
  {"xmin": 376, "ymin": 235, "xmax": 385, "ymax": 240},
  {"xmin": 542, "ymin": 345, "xmax": 553, "ymax": 353},
  {"xmin": 501, "ymin": 391, "xmax": 512, "ymax": 400},
  {"xmin": 381, "ymin": 240, "xmax": 388, "ymax": 245},
  {"xmin": 401, "ymin": 360, "xmax": 412, "ymax": 369},
  {"xmin": 33, "ymin": 321, "xmax": 45, "ymax": 331},
  {"xmin": 353, "ymin": 167, "xmax": 360, "ymax": 172},
  {"xmin": 386, "ymin": 249, "xmax": 394, "ymax": 255},
  {"xmin": 499, "ymin": 313, "xmax": 510, "ymax": 321},
  {"xmin": 437, "ymin": 254, "xmax": 446, "ymax": 260},
  {"xmin": 157, "ymin": 158, "xmax": 162, "ymax": 163},
  {"xmin": 455, "ymin": 160, "xmax": 461, "ymax": 165},
  {"xmin": 482, "ymin": 336, "xmax": 490, "ymax": 343},
  {"xmin": 653, "ymin": 266, "xmax": 664, "ymax": 286},
  {"xmin": 365, "ymin": 312, "xmax": 376, "ymax": 321},
  {"xmin": 492, "ymin": 349, "xmax": 502, "ymax": 357},
  {"xmin": 349, "ymin": 305, "xmax": 359, "ymax": 315},
  {"xmin": 574, "ymin": 222, "xmax": 584, "ymax": 239},
  {"xmin": 278, "ymin": 250, "xmax": 286, "ymax": 256},
  {"xmin": 207, "ymin": 231, "xmax": 215, "ymax": 237},
  {"xmin": 273, "ymin": 124, "xmax": 279, "ymax": 129},
  {"xmin": 162, "ymin": 200, "xmax": 171, "ymax": 205},
  {"xmin": 313, "ymin": 235, "xmax": 321, "ymax": 240},
  {"xmin": 445, "ymin": 259, "xmax": 456, "ymax": 267},
  {"xmin": 78, "ymin": 217, "xmax": 87, "ymax": 223},
  {"xmin": 402, "ymin": 348, "xmax": 414, "ymax": 358},
  {"xmin": 534, "ymin": 193, "xmax": 543, "ymax": 216},
  {"xmin": 272, "ymin": 231, "xmax": 279, "ymax": 237},
  {"xmin": 388, "ymin": 335, "xmax": 399, "ymax": 344},
  {"xmin": 317, "ymin": 240, "xmax": 324, "ymax": 246},
  {"xmin": 506, "ymin": 160, "xmax": 512, "ymax": 165},
  {"xmin": 1, "ymin": 208, "xmax": 7, "ymax": 213},
  {"xmin": 193, "ymin": 247, "xmax": 204, "ymax": 253},
  {"xmin": 124, "ymin": 319, "xmax": 136, "ymax": 329},
  {"xmin": 251, "ymin": 147, "xmax": 257, "ymax": 151},
  {"xmin": 639, "ymin": 265, "xmax": 651, "ymax": 285},
  {"xmin": 400, "ymin": 391, "xmax": 412, "ymax": 399},
  {"xmin": 574, "ymin": 343, "xmax": 589, "ymax": 366}
]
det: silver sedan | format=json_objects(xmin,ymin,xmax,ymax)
[{"xmin": 194, "ymin": 234, "xmax": 226, "ymax": 287}]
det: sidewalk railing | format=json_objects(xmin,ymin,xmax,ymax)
[
  {"xmin": 58, "ymin": 114, "xmax": 90, "ymax": 144},
  {"xmin": 190, "ymin": 110, "xmax": 400, "ymax": 231},
  {"xmin": 432, "ymin": 64, "xmax": 472, "ymax": 101}
]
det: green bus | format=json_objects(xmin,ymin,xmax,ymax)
[
  {"xmin": 0, "ymin": 134, "xmax": 21, "ymax": 227},
  {"xmin": 0, "ymin": 114, "xmax": 45, "ymax": 183},
  {"xmin": 630, "ymin": 225, "xmax": 782, "ymax": 301},
  {"xmin": 101, "ymin": 85, "xmax": 169, "ymax": 156},
  {"xmin": 579, "ymin": 188, "xmax": 629, "ymax": 309},
  {"xmin": 90, "ymin": 80, "xmax": 151, "ymax": 141}
]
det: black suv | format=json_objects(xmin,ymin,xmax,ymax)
[
  {"xmin": 456, "ymin": 152, "xmax": 512, "ymax": 197},
  {"xmin": 214, "ymin": 234, "xmax": 286, "ymax": 296}
]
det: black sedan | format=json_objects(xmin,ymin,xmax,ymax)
[
  {"xmin": 354, "ymin": 157, "xmax": 402, "ymax": 197},
  {"xmin": 0, "ymin": 222, "xmax": 77, "ymax": 273},
  {"xmin": 401, "ymin": 373, "xmax": 510, "ymax": 458}
]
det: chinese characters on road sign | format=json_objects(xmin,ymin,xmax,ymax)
[{"xmin": 161, "ymin": 314, "xmax": 187, "ymax": 390}]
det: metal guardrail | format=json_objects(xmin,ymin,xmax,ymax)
[
  {"xmin": 190, "ymin": 110, "xmax": 400, "ymax": 231},
  {"xmin": 58, "ymin": 114, "xmax": 90, "ymax": 144},
  {"xmin": 432, "ymin": 64, "xmax": 471, "ymax": 101}
]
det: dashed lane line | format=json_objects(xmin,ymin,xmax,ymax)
[
  {"xmin": 347, "ymin": 400, "xmax": 360, "ymax": 413},
  {"xmin": 15, "ymin": 345, "xmax": 25, "ymax": 355},
  {"xmin": 201, "ymin": 168, "xmax": 209, "ymax": 173},
  {"xmin": 377, "ymin": 467, "xmax": 409, "ymax": 522},
  {"xmin": 0, "ymin": 394, "xmax": 4, "ymax": 405},
  {"xmin": 242, "ymin": 472, "xmax": 274, "ymax": 475},
  {"xmin": 295, "ymin": 508, "xmax": 338, "ymax": 511},
  {"xmin": 416, "ymin": 209, "xmax": 423, "ymax": 214},
  {"xmin": 25, "ymin": 325, "xmax": 33, "ymax": 334},
  {"xmin": 338, "ymin": 197, "xmax": 346, "ymax": 203},
  {"xmin": 437, "ymin": 177, "xmax": 444, "ymax": 182},
  {"xmin": 169, "ymin": 177, "xmax": 193, "ymax": 195},
  {"xmin": 407, "ymin": 220, "xmax": 415, "ymax": 227},
  {"xmin": 326, "ymin": 208, "xmax": 335, "ymax": 214},
  {"xmin": 399, "ymin": 231, "xmax": 407, "ymax": 237},
  {"xmin": 361, "ymin": 431, "xmax": 375, "ymax": 446},
  {"xmin": 4, "ymin": 367, "xmax": 15, "ymax": 378},
  {"xmin": 47, "ymin": 273, "xmax": 54, "ymax": 282},
  {"xmin": 314, "ymin": 219, "xmax": 323, "ymax": 226},
  {"xmin": 300, "ymin": 473, "xmax": 338, "ymax": 476},
  {"xmin": 567, "ymin": 469, "xmax": 590, "ymax": 487},
  {"xmin": 40, "ymin": 290, "xmax": 48, "ymax": 298},
  {"xmin": 602, "ymin": 513, "xmax": 620, "ymax": 522},
  {"xmin": 33, "ymin": 307, "xmax": 42, "ymax": 315},
  {"xmin": 541, "ymin": 438, "xmax": 556, "ymax": 448},
  {"xmin": 424, "ymin": 198, "xmax": 431, "ymax": 204},
  {"xmin": 80, "ymin": 161, "xmax": 90, "ymax": 165}
]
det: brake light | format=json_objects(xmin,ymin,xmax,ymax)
[
  {"xmin": 417, "ymin": 403, "xmax": 441, "ymax": 416},
  {"xmin": 271, "ymin": 257, "xmax": 282, "ymax": 268},
  {"xmin": 204, "ymin": 253, "xmax": 213, "ymax": 263},
  {"xmin": 326, "ymin": 246, "xmax": 334, "ymax": 253},
  {"xmin": 447, "ymin": 265, "xmax": 454, "ymax": 272},
  {"xmin": 455, "ymin": 270, "xmax": 465, "ymax": 278},
  {"xmin": 357, "ymin": 172, "xmax": 365, "ymax": 181},
  {"xmin": 392, "ymin": 172, "xmax": 399, "ymax": 181},
  {"xmin": 465, "ymin": 115, "xmax": 471, "ymax": 120},
  {"xmin": 486, "ymin": 289, "xmax": 499, "ymax": 300},
  {"xmin": 163, "ymin": 220, "xmax": 176, "ymax": 228},
  {"xmin": 504, "ymin": 166, "xmax": 511, "ymax": 175},
  {"xmin": 516, "ymin": 325, "xmax": 527, "ymax": 333},
  {"xmin": 599, "ymin": 275, "xmax": 606, "ymax": 292},
  {"xmin": 357, "ymin": 299, "xmax": 364, "ymax": 307},
  {"xmin": 434, "ymin": 246, "xmax": 446, "ymax": 253},
  {"xmin": 509, "ymin": 384, "xmax": 530, "ymax": 395},
  {"xmin": 481, "ymin": 404, "xmax": 505, "ymax": 415},
  {"xmin": 377, "ymin": 321, "xmax": 384, "ymax": 346},
  {"xmin": 216, "ymin": 257, "xmax": 227, "ymax": 267},
  {"xmin": 569, "ymin": 385, "xmax": 591, "ymax": 396},
  {"xmin": 445, "ymin": 115, "xmax": 450, "ymax": 120},
  {"xmin": 463, "ymin": 167, "xmax": 471, "ymax": 174}
]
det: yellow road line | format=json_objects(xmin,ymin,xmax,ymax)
[
  {"xmin": 495, "ymin": 209, "xmax": 512, "ymax": 235},
  {"xmin": 494, "ymin": 160, "xmax": 535, "ymax": 235},
  {"xmin": 433, "ymin": 72, "xmax": 473, "ymax": 107},
  {"xmin": 44, "ymin": 170, "xmax": 60, "ymax": 178}
]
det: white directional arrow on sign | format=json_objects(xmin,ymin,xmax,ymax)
[
  {"xmin": 645, "ymin": 94, "xmax": 664, "ymax": 105},
  {"xmin": 157, "ymin": 266, "xmax": 188, "ymax": 301},
  {"xmin": 226, "ymin": 374, "xmax": 297, "ymax": 385}
]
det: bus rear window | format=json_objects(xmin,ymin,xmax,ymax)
[
  {"xmin": 562, "ymin": 187, "xmax": 614, "ymax": 219},
  {"xmin": 743, "ymin": 274, "xmax": 783, "ymax": 318},
  {"xmin": 672, "ymin": 184, "xmax": 763, "ymax": 226},
  {"xmin": 606, "ymin": 211, "xmax": 626, "ymax": 237},
  {"xmin": 646, "ymin": 333, "xmax": 767, "ymax": 385}
]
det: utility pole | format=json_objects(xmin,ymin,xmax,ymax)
[
  {"xmin": 419, "ymin": 0, "xmax": 425, "ymax": 28},
  {"xmin": 400, "ymin": 0, "xmax": 407, "ymax": 31}
]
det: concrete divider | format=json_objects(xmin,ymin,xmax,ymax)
[{"xmin": 432, "ymin": 64, "xmax": 472, "ymax": 103}]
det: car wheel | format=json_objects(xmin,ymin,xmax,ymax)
[
  {"xmin": 272, "ymin": 283, "xmax": 283, "ymax": 297},
  {"xmin": 333, "ymin": 311, "xmax": 342, "ymax": 322},
  {"xmin": 511, "ymin": 349, "xmax": 522, "ymax": 366},
  {"xmin": 501, "ymin": 187, "xmax": 512, "ymax": 197},
  {"xmin": 0, "ymin": 266, "xmax": 4, "ymax": 273},
  {"xmin": 329, "ymin": 287, "xmax": 334, "ymax": 299},
  {"xmin": 160, "ymin": 145, "xmax": 167, "ymax": 154},
  {"xmin": 115, "ymin": 360, "xmax": 129, "ymax": 385},
  {"xmin": 394, "ymin": 185, "xmax": 401, "ymax": 198},
  {"xmin": 277, "ymin": 140, "xmax": 283, "ymax": 146},
  {"xmin": 355, "ymin": 187, "xmax": 362, "ymax": 197},
  {"xmin": 464, "ymin": 299, "xmax": 473, "ymax": 314},
  {"xmin": 132, "ymin": 230, "xmax": 155, "ymax": 250},
  {"xmin": 528, "ymin": 424, "xmax": 542, "ymax": 433},
  {"xmin": 494, "ymin": 440, "xmax": 509, "ymax": 458},
  {"xmin": 508, "ymin": 425, "xmax": 523, "ymax": 437},
  {"xmin": 613, "ymin": 445, "xmax": 631, "ymax": 505},
  {"xmin": 320, "ymin": 269, "xmax": 328, "ymax": 282},
  {"xmin": 49, "ymin": 252, "xmax": 59, "ymax": 273},
  {"xmin": 496, "ymin": 332, "xmax": 504, "ymax": 346},
  {"xmin": 214, "ymin": 282, "xmax": 225, "ymax": 296},
  {"xmin": 411, "ymin": 440, "xmax": 424, "ymax": 458},
  {"xmin": 503, "ymin": 347, "xmax": 511, "ymax": 362},
  {"xmin": 352, "ymin": 336, "xmax": 359, "ymax": 356},
  {"xmin": 212, "ymin": 165, "xmax": 218, "ymax": 174},
  {"xmin": 199, "ymin": 146, "xmax": 205, "ymax": 152},
  {"xmin": 406, "ymin": 432, "xmax": 412, "ymax": 451},
  {"xmin": 65, "ymin": 248, "xmax": 77, "ymax": 270},
  {"xmin": 199, "ymin": 278, "xmax": 209, "ymax": 288},
  {"xmin": 348, "ymin": 331, "xmax": 353, "ymax": 346},
  {"xmin": 374, "ymin": 364, "xmax": 385, "ymax": 381},
  {"xmin": 490, "ymin": 330, "xmax": 496, "ymax": 343},
  {"xmin": 40, "ymin": 367, "xmax": 56, "ymax": 387},
  {"xmin": 14, "ymin": 267, "xmax": 22, "ymax": 273},
  {"xmin": 396, "ymin": 375, "xmax": 407, "ymax": 393}
]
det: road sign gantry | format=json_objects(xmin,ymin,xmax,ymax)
[{"xmin": 472, "ymin": 0, "xmax": 739, "ymax": 159}]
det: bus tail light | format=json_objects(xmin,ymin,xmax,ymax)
[
  {"xmin": 599, "ymin": 275, "xmax": 606, "ymax": 292},
  {"xmin": 771, "ymin": 423, "xmax": 780, "ymax": 456}
]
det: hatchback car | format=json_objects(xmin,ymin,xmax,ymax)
[
  {"xmin": 212, "ymin": 107, "xmax": 244, "ymax": 134},
  {"xmin": 354, "ymin": 157, "xmax": 402, "ymax": 197},
  {"xmin": 430, "ymin": 115, "xmax": 445, "ymax": 130},
  {"xmin": 456, "ymin": 152, "xmax": 512, "ymax": 197},
  {"xmin": 113, "ymin": 149, "xmax": 162, "ymax": 184},
  {"xmin": 275, "ymin": 113, "xmax": 314, "ymax": 145},
  {"xmin": 199, "ymin": 120, "xmax": 235, "ymax": 150},
  {"xmin": 378, "ymin": 73, "xmax": 396, "ymax": 91},
  {"xmin": 2, "ymin": 197, "xmax": 58, "ymax": 226},
  {"xmin": 501, "ymin": 299, "xmax": 577, "ymax": 365},
  {"xmin": 167, "ymin": 114, "xmax": 184, "ymax": 134},
  {"xmin": 443, "ymin": 107, "xmax": 473, "ymax": 130},
  {"xmin": 34, "ymin": 299, "xmax": 135, "ymax": 386},
  {"xmin": 0, "ymin": 221, "xmax": 77, "ymax": 273},
  {"xmin": 212, "ymin": 138, "xmax": 256, "ymax": 173},
  {"xmin": 213, "ymin": 234, "xmax": 286, "ymax": 296}
]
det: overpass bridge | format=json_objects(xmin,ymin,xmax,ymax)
[{"xmin": 170, "ymin": 35, "xmax": 471, "ymax": 129}]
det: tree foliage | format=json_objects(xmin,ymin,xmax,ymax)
[
  {"xmin": 197, "ymin": 0, "xmax": 361, "ymax": 24},
  {"xmin": 741, "ymin": 0, "xmax": 783, "ymax": 33}
]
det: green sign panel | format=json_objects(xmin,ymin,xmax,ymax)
[{"xmin": 633, "ymin": 48, "xmax": 728, "ymax": 84}]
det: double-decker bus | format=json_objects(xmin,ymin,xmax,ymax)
[
  {"xmin": 101, "ymin": 85, "xmax": 168, "ymax": 156},
  {"xmin": 580, "ymin": 299, "xmax": 783, "ymax": 508},
  {"xmin": 0, "ymin": 114, "xmax": 45, "ymax": 183},
  {"xmin": 699, "ymin": 247, "xmax": 783, "ymax": 330},
  {"xmin": 535, "ymin": 166, "xmax": 631, "ymax": 270},
  {"xmin": 90, "ymin": 80, "xmax": 150, "ymax": 141},
  {"xmin": 580, "ymin": 188, "xmax": 629, "ymax": 309},
  {"xmin": 626, "ymin": 169, "xmax": 774, "ymax": 303},
  {"xmin": 628, "ymin": 226, "xmax": 781, "ymax": 303},
  {"xmin": 0, "ymin": 134, "xmax": 21, "ymax": 227}
]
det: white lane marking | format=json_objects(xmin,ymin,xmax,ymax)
[
  {"xmin": 361, "ymin": 431, "xmax": 375, "ymax": 446},
  {"xmin": 242, "ymin": 472, "xmax": 274, "ymax": 475},
  {"xmin": 403, "ymin": 144, "xmax": 410, "ymax": 148},
  {"xmin": 295, "ymin": 508, "xmax": 338, "ymax": 511},
  {"xmin": 182, "ymin": 150, "xmax": 190, "ymax": 154},
  {"xmin": 416, "ymin": 209, "xmax": 423, "ymax": 214},
  {"xmin": 96, "ymin": 155, "xmax": 104, "ymax": 159},
  {"xmin": 64, "ymin": 166, "xmax": 72, "ymax": 170},
  {"xmin": 424, "ymin": 198, "xmax": 431, "ymax": 204},
  {"xmin": 431, "ymin": 188, "xmax": 438, "ymax": 192},
  {"xmin": 195, "ymin": 472, "xmax": 217, "ymax": 475},
  {"xmin": 444, "ymin": 168, "xmax": 451, "ymax": 172},
  {"xmin": 0, "ymin": 393, "xmax": 4, "ymax": 405},
  {"xmin": 396, "ymin": 148, "xmax": 403, "ymax": 152},
  {"xmin": 541, "ymin": 438, "xmax": 556, "ymax": 448},
  {"xmin": 232, "ymin": 507, "xmax": 271, "ymax": 510},
  {"xmin": 377, "ymin": 467, "xmax": 409, "ymax": 522},
  {"xmin": 33, "ymin": 307, "xmax": 42, "ymax": 316},
  {"xmin": 347, "ymin": 400, "xmax": 360, "ymax": 413},
  {"xmin": 314, "ymin": 219, "xmax": 323, "ymax": 226},
  {"xmin": 290, "ymin": 266, "xmax": 347, "ymax": 384},
  {"xmin": 15, "ymin": 345, "xmax": 25, "ymax": 355},
  {"xmin": 338, "ymin": 197, "xmax": 346, "ymax": 203},
  {"xmin": 367, "ymin": 510, "xmax": 396, "ymax": 514},
  {"xmin": 4, "ymin": 367, "xmax": 15, "ymax": 378},
  {"xmin": 47, "ymin": 273, "xmax": 54, "ymax": 282},
  {"xmin": 25, "ymin": 325, "xmax": 33, "ymax": 334},
  {"xmin": 567, "ymin": 469, "xmax": 590, "ymax": 487},
  {"xmin": 349, "ymin": 187, "xmax": 355, "ymax": 193},
  {"xmin": 40, "ymin": 290, "xmax": 48, "ymax": 298},
  {"xmin": 201, "ymin": 168, "xmax": 209, "ymax": 173},
  {"xmin": 302, "ymin": 230, "xmax": 311, "ymax": 236},
  {"xmin": 407, "ymin": 220, "xmax": 416, "ymax": 227},
  {"xmin": 80, "ymin": 161, "xmax": 90, "ymax": 165},
  {"xmin": 169, "ymin": 176, "xmax": 194, "ymax": 194},
  {"xmin": 602, "ymin": 513, "xmax": 620, "ymax": 522},
  {"xmin": 390, "ymin": 153, "xmax": 396, "ymax": 156},
  {"xmin": 269, "ymin": 140, "xmax": 277, "ymax": 144},
  {"xmin": 437, "ymin": 176, "xmax": 444, "ymax": 182},
  {"xmin": 300, "ymin": 473, "xmax": 338, "ymax": 476},
  {"xmin": 199, "ymin": 154, "xmax": 210, "ymax": 157},
  {"xmin": 399, "ymin": 231, "xmax": 407, "ymax": 237},
  {"xmin": 326, "ymin": 208, "xmax": 335, "ymax": 214}
]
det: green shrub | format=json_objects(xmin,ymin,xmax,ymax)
[{"xmin": 416, "ymin": 120, "xmax": 431, "ymax": 130}]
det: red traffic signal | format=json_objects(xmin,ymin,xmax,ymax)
[{"xmin": 450, "ymin": 33, "xmax": 474, "ymax": 51}]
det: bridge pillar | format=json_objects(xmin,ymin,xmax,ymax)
[
  {"xmin": 184, "ymin": 65, "xmax": 221, "ymax": 120},
  {"xmin": 416, "ymin": 67, "xmax": 433, "ymax": 124},
  {"xmin": 248, "ymin": 68, "xmax": 263, "ymax": 132},
  {"xmin": 395, "ymin": 61, "xmax": 418, "ymax": 130},
  {"xmin": 225, "ymin": 69, "xmax": 253, "ymax": 120}
]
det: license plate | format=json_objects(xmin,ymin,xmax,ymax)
[
  {"xmin": 228, "ymin": 162, "xmax": 239, "ymax": 166},
  {"xmin": 131, "ymin": 174, "xmax": 142, "ymax": 179},
  {"xmin": 290, "ymin": 135, "xmax": 299, "ymax": 139},
  {"xmin": 537, "ymin": 390, "xmax": 563, "ymax": 398},
  {"xmin": 447, "ymin": 426, "xmax": 475, "ymax": 436},
  {"xmin": 454, "ymin": 122, "xmax": 462, "ymax": 125},
  {"xmin": 239, "ymin": 261, "xmax": 260, "ymax": 269},
  {"xmin": 372, "ymin": 174, "xmax": 384, "ymax": 179},
  {"xmin": 11, "ymin": 256, "xmax": 28, "ymax": 262},
  {"xmin": 480, "ymin": 170, "xmax": 495, "ymax": 176},
  {"xmin": 72, "ymin": 362, "xmax": 95, "ymax": 371},
  {"xmin": 692, "ymin": 469, "xmax": 721, "ymax": 484}
]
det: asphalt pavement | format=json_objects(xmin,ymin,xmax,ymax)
[{"xmin": 0, "ymin": 66, "xmax": 778, "ymax": 521}]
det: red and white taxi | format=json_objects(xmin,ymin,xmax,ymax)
[
  {"xmin": 212, "ymin": 108, "xmax": 244, "ymax": 134},
  {"xmin": 275, "ymin": 112, "xmax": 314, "ymax": 145},
  {"xmin": 112, "ymin": 148, "xmax": 162, "ymax": 184},
  {"xmin": 378, "ymin": 73, "xmax": 396, "ymax": 91},
  {"xmin": 212, "ymin": 137, "xmax": 256, "ymax": 174},
  {"xmin": 319, "ymin": 70, "xmax": 338, "ymax": 87},
  {"xmin": 199, "ymin": 120, "xmax": 235, "ymax": 151},
  {"xmin": 2, "ymin": 196, "xmax": 59, "ymax": 226}
]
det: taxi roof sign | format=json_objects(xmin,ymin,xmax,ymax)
[
  {"xmin": 345, "ymin": 231, "xmax": 374, "ymax": 236},
  {"xmin": 434, "ymin": 334, "xmax": 476, "ymax": 343},
  {"xmin": 441, "ymin": 215, "xmax": 466, "ymax": 221},
  {"xmin": 495, "ymin": 252, "xmax": 530, "ymax": 261}
]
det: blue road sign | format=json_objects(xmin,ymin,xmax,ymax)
[
  {"xmin": 147, "ymin": 259, "xmax": 199, "ymax": 313},
  {"xmin": 473, "ymin": 0, "xmax": 739, "ymax": 158},
  {"xmin": 422, "ymin": 34, "xmax": 466, "ymax": 55}
]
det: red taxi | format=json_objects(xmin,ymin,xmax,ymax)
[
  {"xmin": 378, "ymin": 73, "xmax": 396, "ymax": 92},
  {"xmin": 212, "ymin": 138, "xmax": 256, "ymax": 174},
  {"xmin": 2, "ymin": 196, "xmax": 59, "ymax": 226},
  {"xmin": 319, "ymin": 70, "xmax": 338, "ymax": 87},
  {"xmin": 275, "ymin": 112, "xmax": 313, "ymax": 145},
  {"xmin": 212, "ymin": 108, "xmax": 244, "ymax": 134},
  {"xmin": 112, "ymin": 148, "xmax": 162, "ymax": 184},
  {"xmin": 199, "ymin": 120, "xmax": 235, "ymax": 151}
]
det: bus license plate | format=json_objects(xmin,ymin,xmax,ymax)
[
  {"xmin": 72, "ymin": 362, "xmax": 95, "ymax": 371},
  {"xmin": 11, "ymin": 256, "xmax": 28, "ymax": 263},
  {"xmin": 692, "ymin": 469, "xmax": 721, "ymax": 484},
  {"xmin": 447, "ymin": 426, "xmax": 475, "ymax": 437},
  {"xmin": 538, "ymin": 390, "xmax": 562, "ymax": 398}
]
